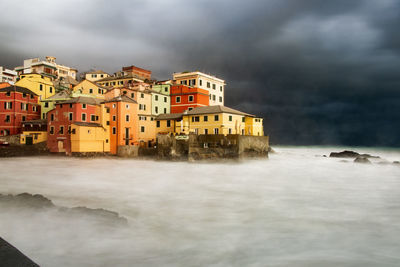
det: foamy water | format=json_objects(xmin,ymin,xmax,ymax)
[{"xmin": 1, "ymin": 147, "xmax": 400, "ymax": 266}]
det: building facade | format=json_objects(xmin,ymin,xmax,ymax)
[
  {"xmin": 15, "ymin": 73, "xmax": 56, "ymax": 119},
  {"xmin": 73, "ymin": 80, "xmax": 108, "ymax": 99},
  {"xmin": 155, "ymin": 105, "xmax": 263, "ymax": 136},
  {"xmin": 0, "ymin": 86, "xmax": 41, "ymax": 136},
  {"xmin": 151, "ymin": 84, "xmax": 170, "ymax": 116},
  {"xmin": 170, "ymin": 85, "xmax": 209, "ymax": 114},
  {"xmin": 85, "ymin": 70, "xmax": 110, "ymax": 82},
  {"xmin": 20, "ymin": 120, "xmax": 47, "ymax": 145},
  {"xmin": 104, "ymin": 95, "xmax": 138, "ymax": 154},
  {"xmin": 0, "ymin": 67, "xmax": 17, "ymax": 84},
  {"xmin": 172, "ymin": 71, "xmax": 225, "ymax": 106},
  {"xmin": 122, "ymin": 65, "xmax": 152, "ymax": 80},
  {"xmin": 47, "ymin": 97, "xmax": 109, "ymax": 154}
]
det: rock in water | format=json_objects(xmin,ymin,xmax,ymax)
[
  {"xmin": 354, "ymin": 156, "xmax": 371, "ymax": 164},
  {"xmin": 330, "ymin": 150, "xmax": 360, "ymax": 158}
]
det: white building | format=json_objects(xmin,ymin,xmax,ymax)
[
  {"xmin": 14, "ymin": 56, "xmax": 77, "ymax": 80},
  {"xmin": 0, "ymin": 66, "xmax": 17, "ymax": 84},
  {"xmin": 172, "ymin": 71, "xmax": 225, "ymax": 106}
]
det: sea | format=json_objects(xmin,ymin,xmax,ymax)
[{"xmin": 0, "ymin": 146, "xmax": 400, "ymax": 266}]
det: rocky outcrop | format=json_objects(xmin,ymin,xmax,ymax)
[
  {"xmin": 330, "ymin": 150, "xmax": 380, "ymax": 159},
  {"xmin": 0, "ymin": 193, "xmax": 128, "ymax": 226},
  {"xmin": 0, "ymin": 142, "xmax": 50, "ymax": 158},
  {"xmin": 0, "ymin": 237, "xmax": 39, "ymax": 267},
  {"xmin": 354, "ymin": 156, "xmax": 372, "ymax": 164}
]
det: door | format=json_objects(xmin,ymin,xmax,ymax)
[
  {"xmin": 26, "ymin": 136, "xmax": 33, "ymax": 145},
  {"xmin": 125, "ymin": 128, "xmax": 130, "ymax": 145},
  {"xmin": 58, "ymin": 141, "xmax": 65, "ymax": 152}
]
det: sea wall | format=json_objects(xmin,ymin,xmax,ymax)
[{"xmin": 156, "ymin": 134, "xmax": 269, "ymax": 160}]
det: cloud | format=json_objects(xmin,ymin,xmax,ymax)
[{"xmin": 0, "ymin": 0, "xmax": 399, "ymax": 146}]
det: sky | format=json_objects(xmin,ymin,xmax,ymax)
[{"xmin": 1, "ymin": 0, "xmax": 399, "ymax": 146}]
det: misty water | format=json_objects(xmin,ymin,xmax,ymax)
[{"xmin": 1, "ymin": 147, "xmax": 400, "ymax": 267}]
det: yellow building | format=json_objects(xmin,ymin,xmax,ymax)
[
  {"xmin": 73, "ymin": 80, "xmax": 109, "ymax": 99},
  {"xmin": 156, "ymin": 105, "xmax": 264, "ymax": 136},
  {"xmin": 15, "ymin": 73, "xmax": 56, "ymax": 119},
  {"xmin": 20, "ymin": 120, "xmax": 47, "ymax": 145},
  {"xmin": 85, "ymin": 70, "xmax": 110, "ymax": 82},
  {"xmin": 70, "ymin": 121, "xmax": 111, "ymax": 153}
]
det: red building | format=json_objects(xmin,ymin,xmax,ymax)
[
  {"xmin": 122, "ymin": 65, "xmax": 152, "ymax": 80},
  {"xmin": 0, "ymin": 86, "xmax": 41, "ymax": 136},
  {"xmin": 47, "ymin": 97, "xmax": 102, "ymax": 153},
  {"xmin": 170, "ymin": 85, "xmax": 209, "ymax": 114}
]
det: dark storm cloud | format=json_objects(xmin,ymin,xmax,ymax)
[{"xmin": 1, "ymin": 0, "xmax": 399, "ymax": 146}]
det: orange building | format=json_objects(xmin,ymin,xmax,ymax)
[
  {"xmin": 170, "ymin": 85, "xmax": 209, "ymax": 113},
  {"xmin": 104, "ymin": 95, "xmax": 138, "ymax": 154},
  {"xmin": 122, "ymin": 65, "xmax": 151, "ymax": 81}
]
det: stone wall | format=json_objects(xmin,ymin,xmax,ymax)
[
  {"xmin": 156, "ymin": 134, "xmax": 188, "ymax": 160},
  {"xmin": 157, "ymin": 134, "xmax": 269, "ymax": 161},
  {"xmin": 117, "ymin": 145, "xmax": 139, "ymax": 158}
]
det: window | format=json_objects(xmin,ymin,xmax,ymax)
[
  {"xmin": 188, "ymin": 95, "xmax": 194, "ymax": 102},
  {"xmin": 98, "ymin": 89, "xmax": 102, "ymax": 94},
  {"xmin": 82, "ymin": 113, "xmax": 86, "ymax": 121},
  {"xmin": 204, "ymin": 129, "xmax": 208, "ymax": 135},
  {"xmin": 139, "ymin": 104, "xmax": 142, "ymax": 110},
  {"xmin": 126, "ymin": 115, "xmax": 130, "ymax": 122},
  {"xmin": 70, "ymin": 104, "xmax": 73, "ymax": 108},
  {"xmin": 192, "ymin": 79, "xmax": 196, "ymax": 86},
  {"xmin": 214, "ymin": 115, "xmax": 219, "ymax": 121},
  {"xmin": 60, "ymin": 104, "xmax": 63, "ymax": 108},
  {"xmin": 82, "ymin": 104, "xmax": 87, "ymax": 109},
  {"xmin": 69, "ymin": 113, "xmax": 73, "ymax": 121},
  {"xmin": 188, "ymin": 107, "xmax": 193, "ymax": 111},
  {"xmin": 112, "ymin": 127, "xmax": 116, "ymax": 134},
  {"xmin": 228, "ymin": 128, "xmax": 232, "ymax": 134},
  {"xmin": 212, "ymin": 84, "xmax": 216, "ymax": 90},
  {"xmin": 219, "ymin": 96, "xmax": 222, "ymax": 103},
  {"xmin": 176, "ymin": 96, "xmax": 181, "ymax": 103},
  {"xmin": 229, "ymin": 115, "xmax": 232, "ymax": 121},
  {"xmin": 141, "ymin": 93, "xmax": 144, "ymax": 98},
  {"xmin": 106, "ymin": 121, "xmax": 110, "ymax": 125},
  {"xmin": 59, "ymin": 126, "xmax": 64, "ymax": 135},
  {"xmin": 106, "ymin": 139, "xmax": 109, "ymax": 143},
  {"xmin": 33, "ymin": 106, "xmax": 37, "ymax": 112},
  {"xmin": 22, "ymin": 93, "xmax": 27, "ymax": 98},
  {"xmin": 30, "ymin": 94, "xmax": 34, "ymax": 99},
  {"xmin": 214, "ymin": 128, "xmax": 219, "ymax": 134},
  {"xmin": 68, "ymin": 126, "xmax": 71, "ymax": 134},
  {"xmin": 164, "ymin": 97, "xmax": 167, "ymax": 103},
  {"xmin": 50, "ymin": 114, "xmax": 54, "ymax": 121},
  {"xmin": 164, "ymin": 108, "xmax": 167, "ymax": 114},
  {"xmin": 204, "ymin": 115, "xmax": 208, "ymax": 122},
  {"xmin": 4, "ymin": 102, "xmax": 12, "ymax": 109},
  {"xmin": 5, "ymin": 115, "xmax": 10, "ymax": 122},
  {"xmin": 22, "ymin": 116, "xmax": 26, "ymax": 121},
  {"xmin": 91, "ymin": 115, "xmax": 96, "ymax": 121},
  {"xmin": 6, "ymin": 91, "xmax": 10, "ymax": 96},
  {"xmin": 191, "ymin": 116, "xmax": 199, "ymax": 122},
  {"xmin": 242, "ymin": 117, "xmax": 245, "ymax": 122},
  {"xmin": 155, "ymin": 95, "xmax": 158, "ymax": 101},
  {"xmin": 40, "ymin": 84, "xmax": 43, "ymax": 91},
  {"xmin": 199, "ymin": 80, "xmax": 202, "ymax": 86},
  {"xmin": 212, "ymin": 95, "xmax": 216, "ymax": 101},
  {"xmin": 50, "ymin": 126, "xmax": 55, "ymax": 134},
  {"xmin": 126, "ymin": 104, "xmax": 129, "ymax": 109},
  {"xmin": 50, "ymin": 87, "xmax": 53, "ymax": 93},
  {"xmin": 220, "ymin": 86, "xmax": 223, "ymax": 92},
  {"xmin": 112, "ymin": 115, "xmax": 116, "ymax": 121},
  {"xmin": 44, "ymin": 102, "xmax": 49, "ymax": 108},
  {"xmin": 164, "ymin": 87, "xmax": 168, "ymax": 92},
  {"xmin": 207, "ymin": 82, "xmax": 210, "ymax": 88},
  {"xmin": 131, "ymin": 93, "xmax": 134, "ymax": 98},
  {"xmin": 155, "ymin": 106, "xmax": 158, "ymax": 113},
  {"xmin": 156, "ymin": 121, "xmax": 160, "ymax": 127},
  {"xmin": 123, "ymin": 90, "xmax": 127, "ymax": 95},
  {"xmin": 143, "ymin": 104, "xmax": 146, "ymax": 111},
  {"xmin": 112, "ymin": 104, "xmax": 116, "ymax": 108},
  {"xmin": 167, "ymin": 120, "xmax": 171, "ymax": 127},
  {"xmin": 141, "ymin": 126, "xmax": 145, "ymax": 133}
]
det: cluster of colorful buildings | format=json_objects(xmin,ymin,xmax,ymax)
[{"xmin": 0, "ymin": 56, "xmax": 264, "ymax": 155}]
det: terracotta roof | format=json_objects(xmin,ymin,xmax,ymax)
[
  {"xmin": 103, "ymin": 95, "xmax": 138, "ymax": 104},
  {"xmin": 186, "ymin": 105, "xmax": 254, "ymax": 117},
  {"xmin": 156, "ymin": 113, "xmax": 183, "ymax": 120},
  {"xmin": 72, "ymin": 122, "xmax": 103, "ymax": 127},
  {"xmin": 57, "ymin": 96, "xmax": 102, "ymax": 105},
  {"xmin": 0, "ymin": 86, "xmax": 37, "ymax": 96}
]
